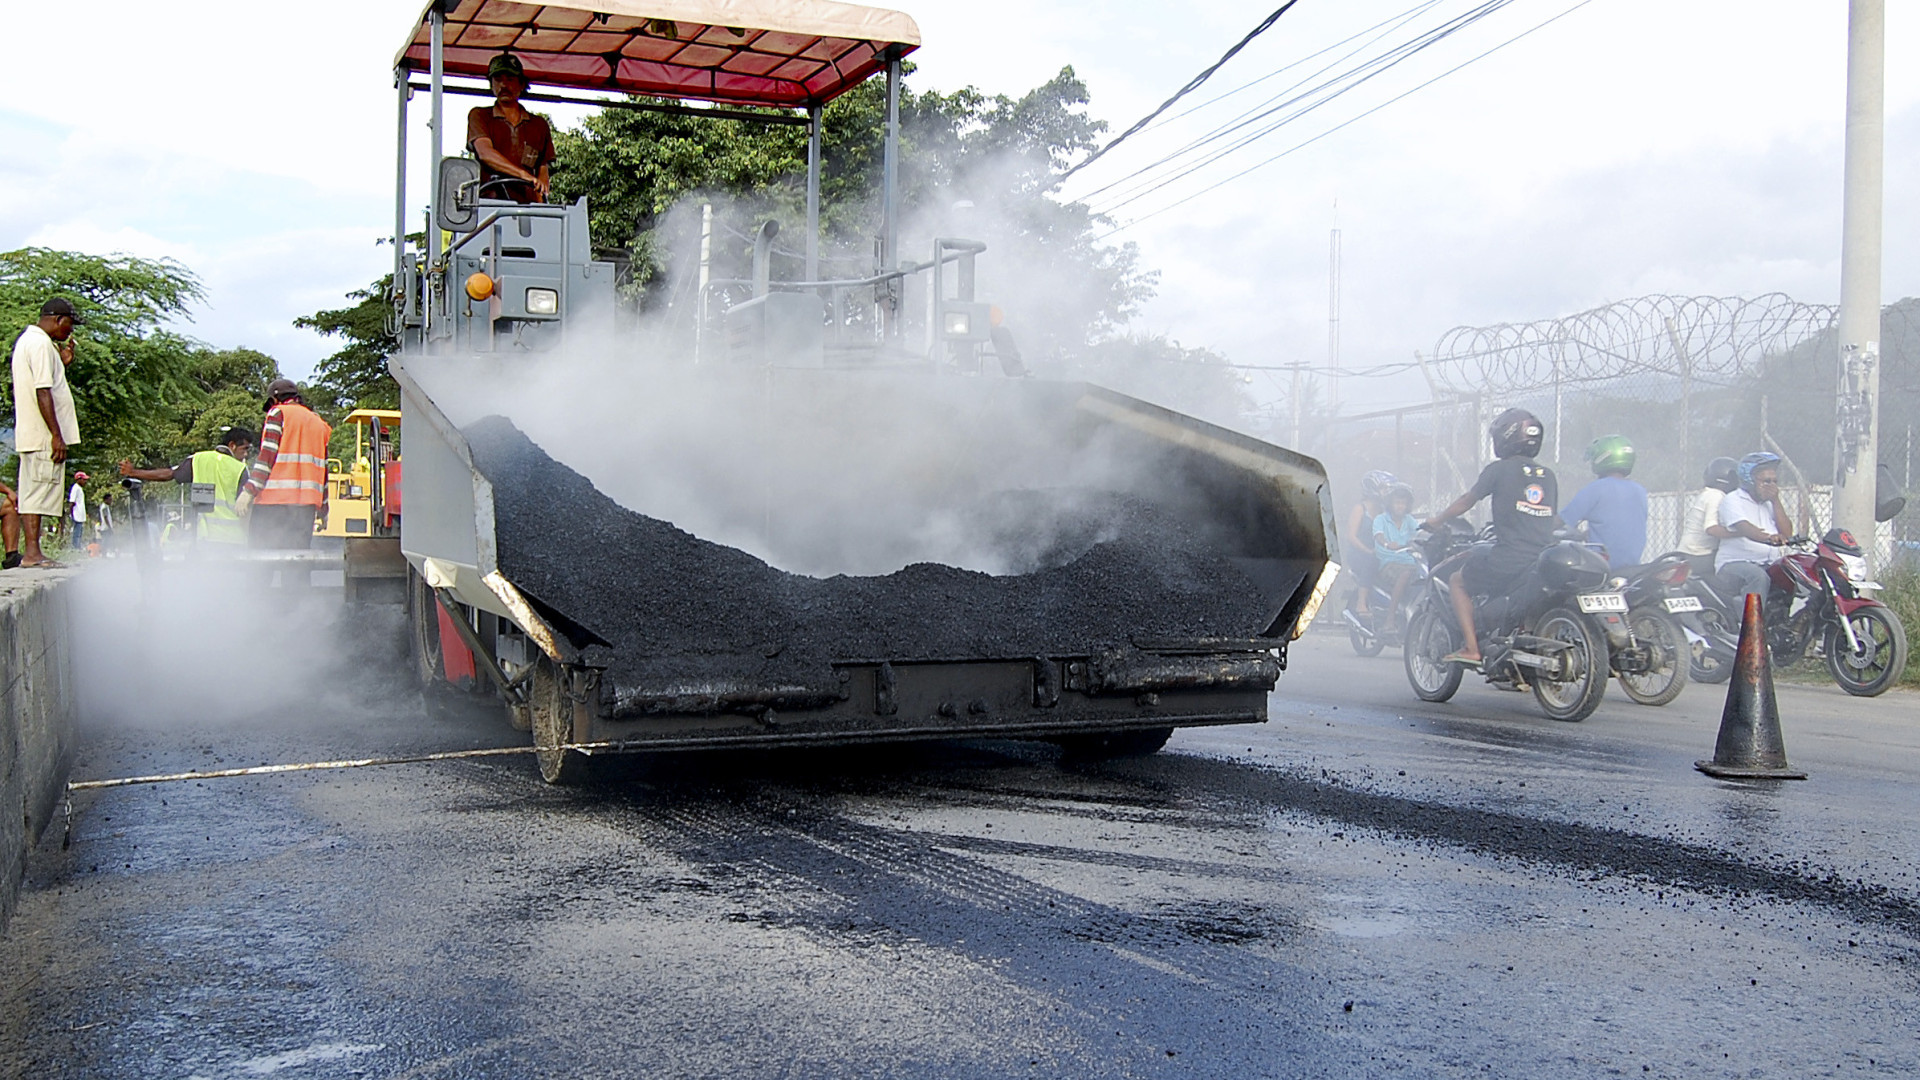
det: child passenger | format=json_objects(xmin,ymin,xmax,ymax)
[{"xmin": 1372, "ymin": 484, "xmax": 1420, "ymax": 614}]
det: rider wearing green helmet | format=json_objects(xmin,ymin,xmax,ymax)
[{"xmin": 1561, "ymin": 434, "xmax": 1648, "ymax": 565}]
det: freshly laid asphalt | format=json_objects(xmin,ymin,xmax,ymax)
[{"xmin": 3, "ymin": 602, "xmax": 1916, "ymax": 1079}]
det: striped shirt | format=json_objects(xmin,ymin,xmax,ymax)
[{"xmin": 242, "ymin": 402, "xmax": 329, "ymax": 506}]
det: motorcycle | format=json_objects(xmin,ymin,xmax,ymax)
[
  {"xmin": 1671, "ymin": 528, "xmax": 1907, "ymax": 696},
  {"xmin": 1609, "ymin": 552, "xmax": 1693, "ymax": 706},
  {"xmin": 1769, "ymin": 528, "xmax": 1907, "ymax": 696},
  {"xmin": 1341, "ymin": 554, "xmax": 1430, "ymax": 657},
  {"xmin": 1402, "ymin": 526, "xmax": 1627, "ymax": 722}
]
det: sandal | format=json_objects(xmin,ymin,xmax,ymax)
[
  {"xmin": 19, "ymin": 558, "xmax": 68, "ymax": 569},
  {"xmin": 1439, "ymin": 650, "xmax": 1481, "ymax": 669}
]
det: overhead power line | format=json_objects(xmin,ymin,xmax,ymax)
[
  {"xmin": 1086, "ymin": 0, "xmax": 1520, "ymax": 216},
  {"xmin": 1096, "ymin": 0, "xmax": 1598, "ymax": 239},
  {"xmin": 1055, "ymin": 1, "xmax": 1305, "ymax": 185}
]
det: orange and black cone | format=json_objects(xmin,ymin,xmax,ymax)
[{"xmin": 1696, "ymin": 592, "xmax": 1807, "ymax": 780}]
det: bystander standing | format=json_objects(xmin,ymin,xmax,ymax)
[
  {"xmin": 0, "ymin": 479, "xmax": 21, "ymax": 568},
  {"xmin": 8, "ymin": 297, "xmax": 83, "ymax": 568}
]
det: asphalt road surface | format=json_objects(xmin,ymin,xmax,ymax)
[{"xmin": 4, "ymin": 606, "xmax": 1917, "ymax": 1079}]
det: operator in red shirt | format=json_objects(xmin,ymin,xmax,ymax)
[{"xmin": 467, "ymin": 52, "xmax": 554, "ymax": 204}]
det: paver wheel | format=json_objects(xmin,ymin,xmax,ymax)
[
  {"xmin": 531, "ymin": 658, "xmax": 593, "ymax": 785},
  {"xmin": 1057, "ymin": 727, "xmax": 1174, "ymax": 759}
]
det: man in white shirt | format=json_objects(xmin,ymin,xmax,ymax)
[
  {"xmin": 9, "ymin": 297, "xmax": 82, "ymax": 567},
  {"xmin": 1715, "ymin": 453, "xmax": 1788, "ymax": 607},
  {"xmin": 66, "ymin": 472, "xmax": 89, "ymax": 551}
]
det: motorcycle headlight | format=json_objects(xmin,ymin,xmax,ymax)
[{"xmin": 1838, "ymin": 553, "xmax": 1869, "ymax": 582}]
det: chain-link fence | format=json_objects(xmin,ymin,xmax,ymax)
[{"xmin": 1315, "ymin": 294, "xmax": 1920, "ymax": 567}]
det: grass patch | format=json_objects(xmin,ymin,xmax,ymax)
[{"xmin": 1877, "ymin": 563, "xmax": 1920, "ymax": 687}]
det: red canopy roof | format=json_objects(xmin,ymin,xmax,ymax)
[{"xmin": 397, "ymin": 0, "xmax": 920, "ymax": 108}]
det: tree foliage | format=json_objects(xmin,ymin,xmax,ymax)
[
  {"xmin": 551, "ymin": 67, "xmax": 1155, "ymax": 354},
  {"xmin": 294, "ymin": 276, "xmax": 399, "ymax": 411},
  {"xmin": 1, "ymin": 247, "xmax": 204, "ymax": 472}
]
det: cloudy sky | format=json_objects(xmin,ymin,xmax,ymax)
[{"xmin": 3, "ymin": 1, "xmax": 1914, "ymax": 412}]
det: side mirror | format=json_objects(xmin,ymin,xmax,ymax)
[
  {"xmin": 436, "ymin": 157, "xmax": 482, "ymax": 232},
  {"xmin": 1875, "ymin": 462, "xmax": 1907, "ymax": 523}
]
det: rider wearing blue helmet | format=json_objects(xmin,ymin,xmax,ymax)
[{"xmin": 1714, "ymin": 451, "xmax": 1790, "ymax": 607}]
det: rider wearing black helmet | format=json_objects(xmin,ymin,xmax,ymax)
[
  {"xmin": 1422, "ymin": 408, "xmax": 1560, "ymax": 666},
  {"xmin": 1676, "ymin": 456, "xmax": 1740, "ymax": 576}
]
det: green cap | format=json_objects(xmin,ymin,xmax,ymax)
[{"xmin": 488, "ymin": 52, "xmax": 525, "ymax": 81}]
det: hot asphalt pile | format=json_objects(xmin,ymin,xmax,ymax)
[{"xmin": 465, "ymin": 416, "xmax": 1272, "ymax": 692}]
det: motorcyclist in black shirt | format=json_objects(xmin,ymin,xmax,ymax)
[{"xmin": 1422, "ymin": 408, "xmax": 1561, "ymax": 666}]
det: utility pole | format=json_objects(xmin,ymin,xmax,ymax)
[
  {"xmin": 1833, "ymin": 0, "xmax": 1884, "ymax": 559},
  {"xmin": 1328, "ymin": 226, "xmax": 1342, "ymax": 419}
]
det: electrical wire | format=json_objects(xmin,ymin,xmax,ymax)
[
  {"xmin": 1054, "ymin": 1, "xmax": 1305, "ymax": 186},
  {"xmin": 1087, "ymin": 0, "xmax": 1521, "ymax": 217},
  {"xmin": 1095, "ymin": 0, "xmax": 1597, "ymax": 238},
  {"xmin": 1075, "ymin": 0, "xmax": 1466, "ymax": 207},
  {"xmin": 1134, "ymin": 0, "xmax": 1449, "ymax": 137}
]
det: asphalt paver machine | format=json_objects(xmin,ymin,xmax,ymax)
[{"xmin": 387, "ymin": 0, "xmax": 1339, "ymax": 782}]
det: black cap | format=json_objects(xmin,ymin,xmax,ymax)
[{"xmin": 40, "ymin": 297, "xmax": 85, "ymax": 325}]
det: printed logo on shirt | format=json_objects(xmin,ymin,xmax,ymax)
[{"xmin": 1516, "ymin": 481, "xmax": 1552, "ymax": 517}]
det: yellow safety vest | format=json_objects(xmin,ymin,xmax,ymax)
[{"xmin": 191, "ymin": 449, "xmax": 248, "ymax": 545}]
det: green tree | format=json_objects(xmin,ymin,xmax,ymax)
[
  {"xmin": 1, "ymin": 247, "xmax": 204, "ymax": 476},
  {"xmin": 294, "ymin": 276, "xmax": 399, "ymax": 411},
  {"xmin": 551, "ymin": 66, "xmax": 1154, "ymax": 354}
]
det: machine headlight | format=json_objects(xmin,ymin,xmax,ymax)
[
  {"xmin": 1838, "ymin": 552, "xmax": 1869, "ymax": 583},
  {"xmin": 943, "ymin": 310, "xmax": 972, "ymax": 337},
  {"xmin": 525, "ymin": 287, "xmax": 559, "ymax": 315}
]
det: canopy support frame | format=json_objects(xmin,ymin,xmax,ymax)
[
  {"xmin": 881, "ymin": 47, "xmax": 902, "ymax": 341},
  {"xmin": 806, "ymin": 103, "xmax": 823, "ymax": 283},
  {"xmin": 393, "ymin": 70, "xmax": 409, "ymax": 316}
]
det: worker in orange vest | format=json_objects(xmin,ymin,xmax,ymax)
[{"xmin": 236, "ymin": 378, "xmax": 333, "ymax": 550}]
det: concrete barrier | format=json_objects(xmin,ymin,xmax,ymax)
[{"xmin": 0, "ymin": 569, "xmax": 78, "ymax": 930}]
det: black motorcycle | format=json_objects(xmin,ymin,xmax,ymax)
[{"xmin": 1403, "ymin": 526, "xmax": 1626, "ymax": 722}]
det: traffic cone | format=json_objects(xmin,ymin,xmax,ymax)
[{"xmin": 1695, "ymin": 592, "xmax": 1806, "ymax": 780}]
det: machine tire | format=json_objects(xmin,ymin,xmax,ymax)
[
  {"xmin": 1057, "ymin": 727, "xmax": 1174, "ymax": 759},
  {"xmin": 1530, "ymin": 608, "xmax": 1609, "ymax": 722},
  {"xmin": 407, "ymin": 570, "xmax": 444, "ymax": 689},
  {"xmin": 1823, "ymin": 604, "xmax": 1908, "ymax": 698},
  {"xmin": 531, "ymin": 657, "xmax": 594, "ymax": 784},
  {"xmin": 1403, "ymin": 606, "xmax": 1463, "ymax": 703},
  {"xmin": 1618, "ymin": 609, "xmax": 1687, "ymax": 706}
]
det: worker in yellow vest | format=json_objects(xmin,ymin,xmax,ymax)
[
  {"xmin": 236, "ymin": 379, "xmax": 333, "ymax": 549},
  {"xmin": 118, "ymin": 426, "xmax": 257, "ymax": 546}
]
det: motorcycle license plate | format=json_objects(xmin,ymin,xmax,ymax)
[
  {"xmin": 1577, "ymin": 592, "xmax": 1628, "ymax": 614},
  {"xmin": 1663, "ymin": 596, "xmax": 1704, "ymax": 613}
]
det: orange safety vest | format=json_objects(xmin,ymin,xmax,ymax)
[{"xmin": 257, "ymin": 402, "xmax": 334, "ymax": 507}]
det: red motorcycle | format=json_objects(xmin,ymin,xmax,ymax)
[{"xmin": 1764, "ymin": 527, "xmax": 1909, "ymax": 697}]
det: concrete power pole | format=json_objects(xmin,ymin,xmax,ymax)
[
  {"xmin": 1833, "ymin": 0, "xmax": 1884, "ymax": 558},
  {"xmin": 1329, "ymin": 227, "xmax": 1342, "ymax": 420}
]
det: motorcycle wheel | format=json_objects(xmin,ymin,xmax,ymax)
[
  {"xmin": 1688, "ymin": 636, "xmax": 1734, "ymax": 684},
  {"xmin": 1349, "ymin": 619, "xmax": 1386, "ymax": 657},
  {"xmin": 1823, "ymin": 604, "xmax": 1909, "ymax": 697},
  {"xmin": 1530, "ymin": 607, "xmax": 1609, "ymax": 722},
  {"xmin": 1403, "ymin": 606, "xmax": 1463, "ymax": 703},
  {"xmin": 1618, "ymin": 609, "xmax": 1688, "ymax": 706}
]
